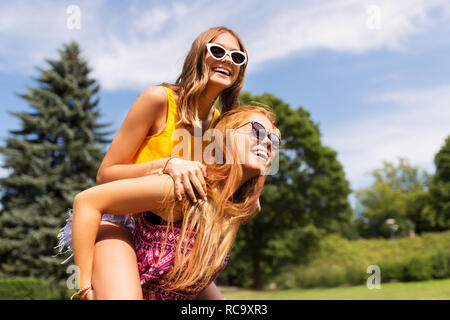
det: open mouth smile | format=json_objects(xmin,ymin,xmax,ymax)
[
  {"xmin": 254, "ymin": 148, "xmax": 269, "ymax": 161},
  {"xmin": 213, "ymin": 67, "xmax": 232, "ymax": 77}
]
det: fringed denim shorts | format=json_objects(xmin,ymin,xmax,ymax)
[{"xmin": 54, "ymin": 209, "xmax": 136, "ymax": 264}]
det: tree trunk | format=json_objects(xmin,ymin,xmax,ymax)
[{"xmin": 252, "ymin": 252, "xmax": 263, "ymax": 290}]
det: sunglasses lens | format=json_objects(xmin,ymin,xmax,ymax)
[
  {"xmin": 251, "ymin": 122, "xmax": 281, "ymax": 149},
  {"xmin": 252, "ymin": 122, "xmax": 266, "ymax": 140},
  {"xmin": 270, "ymin": 134, "xmax": 281, "ymax": 149},
  {"xmin": 209, "ymin": 45, "xmax": 225, "ymax": 59},
  {"xmin": 231, "ymin": 52, "xmax": 246, "ymax": 65}
]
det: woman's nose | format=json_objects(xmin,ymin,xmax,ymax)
[
  {"xmin": 260, "ymin": 134, "xmax": 272, "ymax": 152},
  {"xmin": 222, "ymin": 53, "xmax": 233, "ymax": 65}
]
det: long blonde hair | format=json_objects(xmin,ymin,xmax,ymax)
[
  {"xmin": 162, "ymin": 26, "xmax": 248, "ymax": 127},
  {"xmin": 160, "ymin": 105, "xmax": 279, "ymax": 291}
]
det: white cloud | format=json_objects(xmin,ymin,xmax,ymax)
[
  {"xmin": 246, "ymin": 0, "xmax": 450, "ymax": 68},
  {"xmin": 324, "ymin": 84, "xmax": 450, "ymax": 191},
  {"xmin": 131, "ymin": 7, "xmax": 171, "ymax": 33},
  {"xmin": 0, "ymin": 0, "xmax": 449, "ymax": 89},
  {"xmin": 70, "ymin": 1, "xmax": 242, "ymax": 90}
]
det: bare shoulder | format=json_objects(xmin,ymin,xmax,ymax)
[
  {"xmin": 98, "ymin": 86, "xmax": 167, "ymax": 164},
  {"xmin": 149, "ymin": 85, "xmax": 180, "ymax": 106},
  {"xmin": 140, "ymin": 85, "xmax": 167, "ymax": 111},
  {"xmin": 142, "ymin": 85, "xmax": 167, "ymax": 101}
]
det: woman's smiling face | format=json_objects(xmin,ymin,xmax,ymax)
[
  {"xmin": 234, "ymin": 113, "xmax": 280, "ymax": 177},
  {"xmin": 205, "ymin": 31, "xmax": 242, "ymax": 89}
]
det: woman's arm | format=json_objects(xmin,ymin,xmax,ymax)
[
  {"xmin": 95, "ymin": 86, "xmax": 207, "ymax": 201},
  {"xmin": 96, "ymin": 86, "xmax": 167, "ymax": 185},
  {"xmin": 72, "ymin": 174, "xmax": 178, "ymax": 293}
]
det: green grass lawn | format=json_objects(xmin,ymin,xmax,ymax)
[{"xmin": 220, "ymin": 278, "xmax": 450, "ymax": 300}]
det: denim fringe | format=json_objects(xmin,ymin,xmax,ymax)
[{"xmin": 53, "ymin": 208, "xmax": 74, "ymax": 264}]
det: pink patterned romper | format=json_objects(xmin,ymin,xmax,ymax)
[{"xmin": 133, "ymin": 211, "xmax": 229, "ymax": 300}]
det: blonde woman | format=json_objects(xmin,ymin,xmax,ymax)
[
  {"xmin": 71, "ymin": 105, "xmax": 281, "ymax": 300},
  {"xmin": 57, "ymin": 26, "xmax": 248, "ymax": 299}
]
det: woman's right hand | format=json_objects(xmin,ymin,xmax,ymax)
[{"xmin": 164, "ymin": 158, "xmax": 208, "ymax": 203}]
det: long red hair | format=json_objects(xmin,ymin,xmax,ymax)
[{"xmin": 160, "ymin": 105, "xmax": 279, "ymax": 291}]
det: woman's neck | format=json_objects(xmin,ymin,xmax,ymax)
[
  {"xmin": 230, "ymin": 168, "xmax": 257, "ymax": 196},
  {"xmin": 198, "ymin": 83, "xmax": 222, "ymax": 121}
]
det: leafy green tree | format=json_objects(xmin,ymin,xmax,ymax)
[
  {"xmin": 371, "ymin": 158, "xmax": 427, "ymax": 193},
  {"xmin": 0, "ymin": 42, "xmax": 111, "ymax": 281},
  {"xmin": 428, "ymin": 135, "xmax": 450, "ymax": 230},
  {"xmin": 218, "ymin": 92, "xmax": 354, "ymax": 289},
  {"xmin": 355, "ymin": 158, "xmax": 431, "ymax": 237}
]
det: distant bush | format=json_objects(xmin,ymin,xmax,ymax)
[
  {"xmin": 345, "ymin": 265, "xmax": 367, "ymax": 286},
  {"xmin": 404, "ymin": 257, "xmax": 434, "ymax": 281},
  {"xmin": 0, "ymin": 277, "xmax": 51, "ymax": 300},
  {"xmin": 430, "ymin": 252, "xmax": 450, "ymax": 279},
  {"xmin": 379, "ymin": 261, "xmax": 404, "ymax": 282},
  {"xmin": 276, "ymin": 251, "xmax": 450, "ymax": 289},
  {"xmin": 275, "ymin": 231, "xmax": 450, "ymax": 289},
  {"xmin": 0, "ymin": 277, "xmax": 72, "ymax": 300}
]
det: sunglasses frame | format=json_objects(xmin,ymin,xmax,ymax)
[
  {"xmin": 206, "ymin": 43, "xmax": 247, "ymax": 66},
  {"xmin": 237, "ymin": 121, "xmax": 281, "ymax": 149}
]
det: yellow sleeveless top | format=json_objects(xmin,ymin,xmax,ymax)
[{"xmin": 130, "ymin": 86, "xmax": 221, "ymax": 164}]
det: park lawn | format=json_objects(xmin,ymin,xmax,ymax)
[{"xmin": 220, "ymin": 278, "xmax": 450, "ymax": 300}]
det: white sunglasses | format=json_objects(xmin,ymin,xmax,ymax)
[{"xmin": 206, "ymin": 43, "xmax": 247, "ymax": 66}]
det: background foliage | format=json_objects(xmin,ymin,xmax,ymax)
[{"xmin": 275, "ymin": 231, "xmax": 450, "ymax": 289}]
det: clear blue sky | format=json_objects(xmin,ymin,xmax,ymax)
[{"xmin": 1, "ymin": 0, "xmax": 449, "ymax": 207}]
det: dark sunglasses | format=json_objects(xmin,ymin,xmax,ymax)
[
  {"xmin": 206, "ymin": 43, "xmax": 247, "ymax": 66},
  {"xmin": 237, "ymin": 121, "xmax": 281, "ymax": 149}
]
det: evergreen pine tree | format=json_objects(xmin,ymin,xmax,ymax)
[{"xmin": 0, "ymin": 42, "xmax": 112, "ymax": 281}]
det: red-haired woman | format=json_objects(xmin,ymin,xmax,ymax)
[{"xmin": 71, "ymin": 105, "xmax": 281, "ymax": 300}]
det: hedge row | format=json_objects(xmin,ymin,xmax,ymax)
[
  {"xmin": 275, "ymin": 251, "xmax": 450, "ymax": 289},
  {"xmin": 0, "ymin": 277, "xmax": 51, "ymax": 300},
  {"xmin": 0, "ymin": 277, "xmax": 72, "ymax": 300},
  {"xmin": 380, "ymin": 252, "xmax": 450, "ymax": 282}
]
